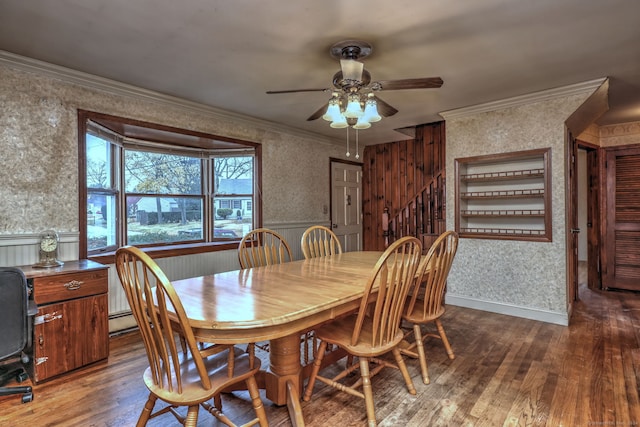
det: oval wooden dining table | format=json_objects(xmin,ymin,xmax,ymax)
[{"xmin": 170, "ymin": 251, "xmax": 386, "ymax": 427}]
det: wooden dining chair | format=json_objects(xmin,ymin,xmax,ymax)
[
  {"xmin": 300, "ymin": 225, "xmax": 344, "ymax": 358},
  {"xmin": 238, "ymin": 227, "xmax": 293, "ymax": 268},
  {"xmin": 300, "ymin": 225, "xmax": 343, "ymax": 259},
  {"xmin": 238, "ymin": 228, "xmax": 295, "ymax": 355},
  {"xmin": 303, "ymin": 236, "xmax": 423, "ymax": 427},
  {"xmin": 115, "ymin": 246, "xmax": 268, "ymax": 427},
  {"xmin": 400, "ymin": 230, "xmax": 459, "ymax": 385}
]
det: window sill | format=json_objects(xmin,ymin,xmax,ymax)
[{"xmin": 89, "ymin": 241, "xmax": 239, "ymax": 265}]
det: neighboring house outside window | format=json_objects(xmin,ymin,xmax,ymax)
[{"xmin": 214, "ymin": 178, "xmax": 253, "ymax": 219}]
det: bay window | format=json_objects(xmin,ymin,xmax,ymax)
[{"xmin": 79, "ymin": 110, "xmax": 261, "ymax": 260}]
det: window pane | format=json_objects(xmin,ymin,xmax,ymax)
[
  {"xmin": 127, "ymin": 196, "xmax": 203, "ymax": 244},
  {"xmin": 214, "ymin": 197, "xmax": 252, "ymax": 238},
  {"xmin": 86, "ymin": 134, "xmax": 112, "ymax": 189},
  {"xmin": 125, "ymin": 150, "xmax": 202, "ymax": 195},
  {"xmin": 213, "ymin": 156, "xmax": 254, "ymax": 239},
  {"xmin": 213, "ymin": 156, "xmax": 253, "ymax": 194},
  {"xmin": 87, "ymin": 193, "xmax": 117, "ymax": 251}
]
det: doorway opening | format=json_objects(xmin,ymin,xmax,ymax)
[
  {"xmin": 329, "ymin": 158, "xmax": 363, "ymax": 252},
  {"xmin": 576, "ymin": 143, "xmax": 600, "ymax": 299}
]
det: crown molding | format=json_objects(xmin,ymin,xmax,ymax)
[
  {"xmin": 439, "ymin": 78, "xmax": 608, "ymax": 120},
  {"xmin": 0, "ymin": 50, "xmax": 336, "ymax": 145}
]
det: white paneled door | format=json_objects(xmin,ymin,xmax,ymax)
[{"xmin": 331, "ymin": 160, "xmax": 362, "ymax": 252}]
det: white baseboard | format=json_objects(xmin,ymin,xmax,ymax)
[{"xmin": 445, "ymin": 294, "xmax": 569, "ymax": 326}]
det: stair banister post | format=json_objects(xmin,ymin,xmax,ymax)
[{"xmin": 382, "ymin": 207, "xmax": 389, "ymax": 248}]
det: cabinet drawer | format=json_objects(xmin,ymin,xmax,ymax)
[{"xmin": 33, "ymin": 269, "xmax": 108, "ymax": 304}]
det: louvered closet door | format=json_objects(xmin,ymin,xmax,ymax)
[{"xmin": 604, "ymin": 146, "xmax": 640, "ymax": 291}]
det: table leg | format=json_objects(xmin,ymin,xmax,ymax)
[
  {"xmin": 286, "ymin": 380, "xmax": 305, "ymax": 427},
  {"xmin": 264, "ymin": 333, "xmax": 305, "ymax": 426}
]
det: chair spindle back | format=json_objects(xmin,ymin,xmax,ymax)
[
  {"xmin": 115, "ymin": 246, "xmax": 211, "ymax": 393},
  {"xmin": 238, "ymin": 228, "xmax": 293, "ymax": 268},
  {"xmin": 351, "ymin": 236, "xmax": 422, "ymax": 347},
  {"xmin": 407, "ymin": 230, "xmax": 459, "ymax": 319},
  {"xmin": 301, "ymin": 225, "xmax": 343, "ymax": 259}
]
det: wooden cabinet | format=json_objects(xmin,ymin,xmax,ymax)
[
  {"xmin": 455, "ymin": 148, "xmax": 552, "ymax": 241},
  {"xmin": 20, "ymin": 260, "xmax": 109, "ymax": 383}
]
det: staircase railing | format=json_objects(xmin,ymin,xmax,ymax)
[{"xmin": 384, "ymin": 175, "xmax": 445, "ymax": 249}]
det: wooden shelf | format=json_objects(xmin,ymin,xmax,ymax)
[
  {"xmin": 460, "ymin": 189, "xmax": 544, "ymax": 199},
  {"xmin": 461, "ymin": 209, "xmax": 545, "ymax": 218},
  {"xmin": 459, "ymin": 227, "xmax": 547, "ymax": 236},
  {"xmin": 460, "ymin": 168, "xmax": 545, "ymax": 182}
]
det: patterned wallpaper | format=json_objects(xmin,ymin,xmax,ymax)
[
  {"xmin": 0, "ymin": 62, "xmax": 346, "ymax": 235},
  {"xmin": 444, "ymin": 93, "xmax": 592, "ymax": 317},
  {"xmin": 577, "ymin": 120, "xmax": 640, "ymax": 147},
  {"xmin": 599, "ymin": 121, "xmax": 640, "ymax": 147}
]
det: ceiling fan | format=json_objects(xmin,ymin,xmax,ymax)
[{"xmin": 266, "ymin": 40, "xmax": 443, "ymax": 129}]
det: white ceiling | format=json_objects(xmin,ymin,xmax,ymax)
[{"xmin": 1, "ymin": 0, "xmax": 639, "ymax": 145}]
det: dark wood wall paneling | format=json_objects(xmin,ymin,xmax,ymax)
[{"xmin": 362, "ymin": 121, "xmax": 446, "ymax": 251}]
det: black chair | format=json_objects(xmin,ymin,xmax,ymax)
[{"xmin": 0, "ymin": 267, "xmax": 35, "ymax": 403}]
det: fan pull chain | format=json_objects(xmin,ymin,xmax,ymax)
[
  {"xmin": 345, "ymin": 126, "xmax": 350, "ymax": 158},
  {"xmin": 355, "ymin": 129, "xmax": 360, "ymax": 159}
]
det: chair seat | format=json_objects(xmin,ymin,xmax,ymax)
[
  {"xmin": 315, "ymin": 314, "xmax": 405, "ymax": 357},
  {"xmin": 144, "ymin": 347, "xmax": 260, "ymax": 406},
  {"xmin": 402, "ymin": 299, "xmax": 445, "ymax": 324}
]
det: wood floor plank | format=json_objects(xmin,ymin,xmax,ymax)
[{"xmin": 501, "ymin": 360, "xmax": 549, "ymax": 426}]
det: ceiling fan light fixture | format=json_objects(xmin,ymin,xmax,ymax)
[
  {"xmin": 267, "ymin": 39, "xmax": 443, "ymax": 135},
  {"xmin": 340, "ymin": 59, "xmax": 364, "ymax": 82},
  {"xmin": 330, "ymin": 114, "xmax": 348, "ymax": 128},
  {"xmin": 363, "ymin": 94, "xmax": 381, "ymax": 122},
  {"xmin": 353, "ymin": 116, "xmax": 371, "ymax": 129},
  {"xmin": 344, "ymin": 93, "xmax": 364, "ymax": 118},
  {"xmin": 323, "ymin": 95, "xmax": 342, "ymax": 122}
]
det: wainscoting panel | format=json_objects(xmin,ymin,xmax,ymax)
[
  {"xmin": 0, "ymin": 232, "xmax": 79, "ymax": 267},
  {"xmin": 267, "ymin": 221, "xmax": 327, "ymax": 261},
  {"xmin": 106, "ymin": 249, "xmax": 241, "ymax": 315}
]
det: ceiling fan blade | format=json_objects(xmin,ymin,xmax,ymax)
[
  {"xmin": 374, "ymin": 77, "xmax": 443, "ymax": 91},
  {"xmin": 307, "ymin": 102, "xmax": 329, "ymax": 121},
  {"xmin": 266, "ymin": 88, "xmax": 329, "ymax": 94},
  {"xmin": 374, "ymin": 95, "xmax": 398, "ymax": 117}
]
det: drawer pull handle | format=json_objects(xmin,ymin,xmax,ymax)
[{"xmin": 65, "ymin": 280, "xmax": 83, "ymax": 290}]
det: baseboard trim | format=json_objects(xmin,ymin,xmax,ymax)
[
  {"xmin": 108, "ymin": 312, "xmax": 137, "ymax": 333},
  {"xmin": 446, "ymin": 294, "xmax": 569, "ymax": 326}
]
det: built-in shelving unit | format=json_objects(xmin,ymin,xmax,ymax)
[{"xmin": 455, "ymin": 148, "xmax": 552, "ymax": 241}]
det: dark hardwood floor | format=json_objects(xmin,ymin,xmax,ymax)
[{"xmin": 2, "ymin": 265, "xmax": 640, "ymax": 426}]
